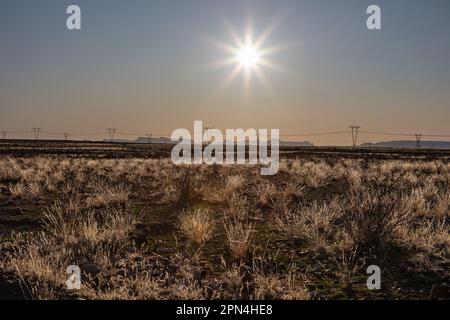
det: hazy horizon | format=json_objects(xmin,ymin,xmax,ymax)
[{"xmin": 1, "ymin": 0, "xmax": 450, "ymax": 145}]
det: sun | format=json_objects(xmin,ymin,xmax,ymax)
[
  {"xmin": 237, "ymin": 45, "xmax": 260, "ymax": 68},
  {"xmin": 209, "ymin": 19, "xmax": 285, "ymax": 92}
]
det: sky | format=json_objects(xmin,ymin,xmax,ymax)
[{"xmin": 1, "ymin": 0, "xmax": 450, "ymax": 145}]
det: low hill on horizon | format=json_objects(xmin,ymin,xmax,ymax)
[
  {"xmin": 360, "ymin": 140, "xmax": 450, "ymax": 149},
  {"xmin": 106, "ymin": 137, "xmax": 314, "ymax": 147}
]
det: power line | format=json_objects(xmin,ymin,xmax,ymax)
[
  {"xmin": 3, "ymin": 127, "xmax": 450, "ymax": 146},
  {"xmin": 7, "ymin": 131, "xmax": 31, "ymax": 134},
  {"xmin": 39, "ymin": 131, "xmax": 106, "ymax": 140},
  {"xmin": 118, "ymin": 131, "xmax": 146, "ymax": 136},
  {"xmin": 68, "ymin": 132, "xmax": 106, "ymax": 136},
  {"xmin": 117, "ymin": 131, "xmax": 171, "ymax": 137},
  {"xmin": 280, "ymin": 130, "xmax": 349, "ymax": 137},
  {"xmin": 421, "ymin": 133, "xmax": 450, "ymax": 138},
  {"xmin": 361, "ymin": 130, "xmax": 450, "ymax": 138}
]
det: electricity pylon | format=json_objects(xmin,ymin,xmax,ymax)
[
  {"xmin": 32, "ymin": 128, "xmax": 42, "ymax": 140},
  {"xmin": 415, "ymin": 134, "xmax": 422, "ymax": 149},
  {"xmin": 107, "ymin": 128, "xmax": 117, "ymax": 142},
  {"xmin": 349, "ymin": 126, "xmax": 360, "ymax": 149},
  {"xmin": 64, "ymin": 133, "xmax": 70, "ymax": 141},
  {"xmin": 1, "ymin": 131, "xmax": 6, "ymax": 139}
]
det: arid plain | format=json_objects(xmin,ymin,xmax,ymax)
[{"xmin": 0, "ymin": 141, "xmax": 449, "ymax": 300}]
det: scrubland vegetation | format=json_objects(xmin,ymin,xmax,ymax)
[{"xmin": 0, "ymin": 155, "xmax": 449, "ymax": 299}]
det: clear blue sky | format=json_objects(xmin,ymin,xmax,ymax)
[{"xmin": 1, "ymin": 0, "xmax": 450, "ymax": 144}]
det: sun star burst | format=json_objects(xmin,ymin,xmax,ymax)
[{"xmin": 210, "ymin": 19, "xmax": 284, "ymax": 93}]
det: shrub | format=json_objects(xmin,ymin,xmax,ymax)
[
  {"xmin": 224, "ymin": 220, "xmax": 254, "ymax": 260},
  {"xmin": 180, "ymin": 207, "xmax": 214, "ymax": 247},
  {"xmin": 341, "ymin": 178, "xmax": 415, "ymax": 250}
]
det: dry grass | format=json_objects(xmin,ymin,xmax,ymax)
[
  {"xmin": 0, "ymin": 155, "xmax": 449, "ymax": 300},
  {"xmin": 341, "ymin": 177, "xmax": 416, "ymax": 250},
  {"xmin": 180, "ymin": 207, "xmax": 215, "ymax": 247},
  {"xmin": 224, "ymin": 220, "xmax": 254, "ymax": 261},
  {"xmin": 332, "ymin": 249, "xmax": 364, "ymax": 289},
  {"xmin": 85, "ymin": 181, "xmax": 131, "ymax": 208},
  {"xmin": 9, "ymin": 183, "xmax": 26, "ymax": 199},
  {"xmin": 276, "ymin": 201, "xmax": 340, "ymax": 251}
]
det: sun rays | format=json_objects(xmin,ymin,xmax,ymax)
[{"xmin": 209, "ymin": 19, "xmax": 285, "ymax": 94}]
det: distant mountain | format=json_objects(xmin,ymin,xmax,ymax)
[
  {"xmin": 280, "ymin": 140, "xmax": 313, "ymax": 147},
  {"xmin": 360, "ymin": 140, "xmax": 450, "ymax": 149},
  {"xmin": 105, "ymin": 137, "xmax": 313, "ymax": 147},
  {"xmin": 134, "ymin": 137, "xmax": 173, "ymax": 144},
  {"xmin": 103, "ymin": 137, "xmax": 173, "ymax": 144},
  {"xmin": 102, "ymin": 138, "xmax": 130, "ymax": 143}
]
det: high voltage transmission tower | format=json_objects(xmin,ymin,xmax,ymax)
[
  {"xmin": 107, "ymin": 128, "xmax": 118, "ymax": 142},
  {"xmin": 1, "ymin": 131, "xmax": 7, "ymax": 139},
  {"xmin": 32, "ymin": 128, "xmax": 42, "ymax": 140},
  {"xmin": 146, "ymin": 133, "xmax": 152, "ymax": 144},
  {"xmin": 349, "ymin": 126, "xmax": 360, "ymax": 149},
  {"xmin": 64, "ymin": 133, "xmax": 70, "ymax": 140},
  {"xmin": 415, "ymin": 134, "xmax": 422, "ymax": 149}
]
